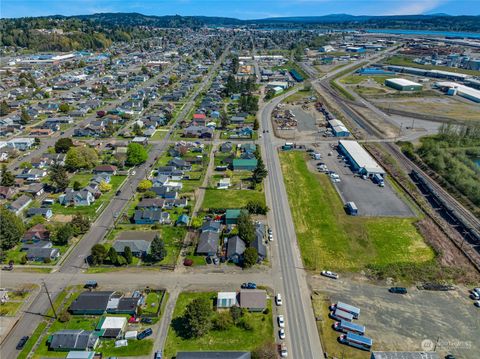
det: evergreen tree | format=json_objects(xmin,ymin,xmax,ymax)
[
  {"xmin": 124, "ymin": 246, "xmax": 133, "ymax": 264},
  {"xmin": 0, "ymin": 100, "xmax": 10, "ymax": 116},
  {"xmin": 183, "ymin": 297, "xmax": 212, "ymax": 338},
  {"xmin": 108, "ymin": 247, "xmax": 118, "ymax": 265},
  {"xmin": 0, "ymin": 207, "xmax": 25, "ymax": 250},
  {"xmin": 237, "ymin": 210, "xmax": 255, "ymax": 245},
  {"xmin": 1, "ymin": 165, "xmax": 15, "ymax": 187},
  {"xmin": 49, "ymin": 164, "xmax": 69, "ymax": 192},
  {"xmin": 150, "ymin": 235, "xmax": 167, "ymax": 262},
  {"xmin": 252, "ymin": 157, "xmax": 268, "ymax": 184}
]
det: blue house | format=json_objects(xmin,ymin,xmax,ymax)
[{"xmin": 176, "ymin": 214, "xmax": 190, "ymax": 226}]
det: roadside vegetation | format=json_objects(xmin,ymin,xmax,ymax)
[
  {"xmin": 280, "ymin": 151, "xmax": 434, "ymax": 278},
  {"xmin": 400, "ymin": 123, "xmax": 480, "ymax": 208}
]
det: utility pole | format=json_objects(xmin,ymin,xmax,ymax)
[{"xmin": 43, "ymin": 281, "xmax": 57, "ymax": 319}]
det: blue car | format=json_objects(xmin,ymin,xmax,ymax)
[
  {"xmin": 137, "ymin": 328, "xmax": 153, "ymax": 340},
  {"xmin": 241, "ymin": 282, "xmax": 257, "ymax": 289}
]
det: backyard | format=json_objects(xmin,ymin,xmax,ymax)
[
  {"xmin": 280, "ymin": 152, "xmax": 434, "ymax": 275},
  {"xmin": 163, "ymin": 292, "xmax": 274, "ymax": 359}
]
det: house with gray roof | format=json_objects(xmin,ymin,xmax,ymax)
[
  {"xmin": 27, "ymin": 207, "xmax": 53, "ymax": 219},
  {"xmin": 133, "ymin": 209, "xmax": 170, "ymax": 224},
  {"xmin": 49, "ymin": 330, "xmax": 99, "ymax": 351},
  {"xmin": 112, "ymin": 231, "xmax": 157, "ymax": 257},
  {"xmin": 26, "ymin": 247, "xmax": 60, "ymax": 262},
  {"xmin": 226, "ymin": 236, "xmax": 246, "ymax": 264},
  {"xmin": 238, "ymin": 289, "xmax": 267, "ymax": 312},
  {"xmin": 8, "ymin": 195, "xmax": 32, "ymax": 215},
  {"xmin": 197, "ymin": 231, "xmax": 220, "ymax": 256},
  {"xmin": 58, "ymin": 189, "xmax": 94, "ymax": 207}
]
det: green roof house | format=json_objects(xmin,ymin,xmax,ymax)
[
  {"xmin": 225, "ymin": 209, "xmax": 241, "ymax": 225},
  {"xmin": 233, "ymin": 159, "xmax": 257, "ymax": 171}
]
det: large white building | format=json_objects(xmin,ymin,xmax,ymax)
[
  {"xmin": 435, "ymin": 81, "xmax": 480, "ymax": 103},
  {"xmin": 338, "ymin": 140, "xmax": 385, "ymax": 176}
]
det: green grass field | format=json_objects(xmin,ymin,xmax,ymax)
[
  {"xmin": 280, "ymin": 152, "xmax": 434, "ymax": 273},
  {"xmin": 0, "ymin": 301, "xmax": 23, "ymax": 316},
  {"xmin": 163, "ymin": 292, "xmax": 273, "ymax": 359},
  {"xmin": 340, "ymin": 74, "xmax": 391, "ymax": 85},
  {"xmin": 202, "ymin": 188, "xmax": 266, "ymax": 210}
]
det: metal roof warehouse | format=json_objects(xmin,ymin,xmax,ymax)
[{"xmin": 338, "ymin": 140, "xmax": 385, "ymax": 176}]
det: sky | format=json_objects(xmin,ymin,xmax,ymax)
[{"xmin": 1, "ymin": 0, "xmax": 479, "ymax": 19}]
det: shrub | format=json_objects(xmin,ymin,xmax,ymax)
[
  {"xmin": 212, "ymin": 312, "xmax": 233, "ymax": 331},
  {"xmin": 237, "ymin": 318, "xmax": 253, "ymax": 331},
  {"xmin": 183, "ymin": 258, "xmax": 193, "ymax": 266},
  {"xmin": 43, "ymin": 257, "xmax": 52, "ymax": 264},
  {"xmin": 20, "ymin": 255, "xmax": 27, "ymax": 264},
  {"xmin": 58, "ymin": 311, "xmax": 71, "ymax": 323}
]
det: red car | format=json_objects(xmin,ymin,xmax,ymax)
[{"xmin": 128, "ymin": 316, "xmax": 140, "ymax": 323}]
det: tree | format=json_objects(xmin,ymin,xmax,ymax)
[
  {"xmin": 53, "ymin": 224, "xmax": 74, "ymax": 245},
  {"xmin": 28, "ymin": 214, "xmax": 46, "ymax": 227},
  {"xmin": 0, "ymin": 207, "xmax": 25, "ymax": 250},
  {"xmin": 149, "ymin": 235, "xmax": 167, "ymax": 262},
  {"xmin": 252, "ymin": 157, "xmax": 268, "ymax": 184},
  {"xmin": 230, "ymin": 306, "xmax": 243, "ymax": 324},
  {"xmin": 49, "ymin": 164, "xmax": 69, "ymax": 192},
  {"xmin": 98, "ymin": 180, "xmax": 112, "ymax": 192},
  {"xmin": 73, "ymin": 181, "xmax": 82, "ymax": 191},
  {"xmin": 54, "ymin": 138, "xmax": 74, "ymax": 153},
  {"xmin": 1, "ymin": 164, "xmax": 15, "ymax": 186},
  {"xmin": 237, "ymin": 210, "xmax": 255, "ymax": 245},
  {"xmin": 143, "ymin": 98, "xmax": 149, "ymax": 108},
  {"xmin": 0, "ymin": 100, "xmax": 10, "ymax": 116},
  {"xmin": 34, "ymin": 137, "xmax": 41, "ymax": 146},
  {"xmin": 220, "ymin": 111, "xmax": 229, "ymax": 129},
  {"xmin": 20, "ymin": 107, "xmax": 31, "ymax": 124},
  {"xmin": 65, "ymin": 147, "xmax": 98, "ymax": 171},
  {"xmin": 244, "ymin": 200, "xmax": 269, "ymax": 215},
  {"xmin": 137, "ymin": 179, "xmax": 153, "ymax": 192},
  {"xmin": 253, "ymin": 118, "xmax": 259, "ymax": 131},
  {"xmin": 59, "ymin": 103, "xmax": 70, "ymax": 113},
  {"xmin": 243, "ymin": 247, "xmax": 258, "ymax": 268},
  {"xmin": 183, "ymin": 297, "xmax": 212, "ymax": 338},
  {"xmin": 108, "ymin": 247, "xmax": 118, "ymax": 265},
  {"xmin": 142, "ymin": 190, "xmax": 156, "ymax": 199},
  {"xmin": 91, "ymin": 244, "xmax": 107, "ymax": 265},
  {"xmin": 71, "ymin": 213, "xmax": 90, "ymax": 235},
  {"xmin": 124, "ymin": 246, "xmax": 133, "ymax": 264},
  {"xmin": 101, "ymin": 85, "xmax": 109, "ymax": 95},
  {"xmin": 132, "ymin": 123, "xmax": 143, "ymax": 136},
  {"xmin": 126, "ymin": 143, "xmax": 148, "ymax": 166}
]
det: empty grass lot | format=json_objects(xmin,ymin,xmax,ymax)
[
  {"xmin": 163, "ymin": 292, "xmax": 273, "ymax": 359},
  {"xmin": 202, "ymin": 188, "xmax": 266, "ymax": 210},
  {"xmin": 280, "ymin": 152, "xmax": 434, "ymax": 273}
]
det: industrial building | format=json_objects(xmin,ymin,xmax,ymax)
[
  {"xmin": 338, "ymin": 140, "xmax": 386, "ymax": 177},
  {"xmin": 385, "ymin": 78, "xmax": 423, "ymax": 91},
  {"xmin": 328, "ymin": 119, "xmax": 350, "ymax": 137},
  {"xmin": 435, "ymin": 81, "xmax": 480, "ymax": 103},
  {"xmin": 385, "ymin": 65, "xmax": 471, "ymax": 82}
]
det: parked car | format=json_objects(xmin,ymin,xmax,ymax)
[
  {"xmin": 213, "ymin": 257, "xmax": 219, "ymax": 265},
  {"xmin": 137, "ymin": 328, "xmax": 153, "ymax": 340},
  {"xmin": 128, "ymin": 316, "xmax": 140, "ymax": 323},
  {"xmin": 321, "ymin": 270, "xmax": 339, "ymax": 279},
  {"xmin": 16, "ymin": 336, "xmax": 29, "ymax": 350},
  {"xmin": 84, "ymin": 280, "xmax": 98, "ymax": 289},
  {"xmin": 279, "ymin": 328, "xmax": 285, "ymax": 340},
  {"xmin": 268, "ymin": 228, "xmax": 273, "ymax": 235},
  {"xmin": 474, "ymin": 301, "xmax": 480, "ymax": 308},
  {"xmin": 277, "ymin": 315, "xmax": 285, "ymax": 328},
  {"xmin": 241, "ymin": 282, "xmax": 257, "ymax": 289},
  {"xmin": 445, "ymin": 355, "xmax": 456, "ymax": 359},
  {"xmin": 141, "ymin": 317, "xmax": 153, "ymax": 324},
  {"xmin": 470, "ymin": 292, "xmax": 480, "ymax": 300},
  {"xmin": 268, "ymin": 233, "xmax": 273, "ymax": 241},
  {"xmin": 389, "ymin": 287, "xmax": 408, "ymax": 294},
  {"xmin": 154, "ymin": 351, "xmax": 162, "ymax": 359},
  {"xmin": 275, "ymin": 294, "xmax": 283, "ymax": 306},
  {"xmin": 116, "ymin": 190, "xmax": 121, "ymax": 196},
  {"xmin": 278, "ymin": 343, "xmax": 288, "ymax": 357}
]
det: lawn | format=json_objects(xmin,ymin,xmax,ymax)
[
  {"xmin": 68, "ymin": 173, "xmax": 93, "ymax": 188},
  {"xmin": 51, "ymin": 175, "xmax": 127, "ymax": 219},
  {"xmin": 202, "ymin": 188, "xmax": 266, "ymax": 210},
  {"xmin": 150, "ymin": 129, "xmax": 170, "ymax": 141},
  {"xmin": 279, "ymin": 152, "xmax": 434, "ymax": 274},
  {"xmin": 97, "ymin": 338, "xmax": 154, "ymax": 357},
  {"xmin": 312, "ymin": 294, "xmax": 369, "ymax": 359},
  {"xmin": 283, "ymin": 89, "xmax": 316, "ymax": 103},
  {"xmin": 143, "ymin": 290, "xmax": 165, "ymax": 316},
  {"xmin": 340, "ymin": 74, "xmax": 391, "ymax": 85},
  {"xmin": 163, "ymin": 292, "xmax": 274, "ymax": 359}
]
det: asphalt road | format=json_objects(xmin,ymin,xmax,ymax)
[{"xmin": 260, "ymin": 91, "xmax": 324, "ymax": 359}]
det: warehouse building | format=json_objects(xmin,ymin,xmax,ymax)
[
  {"xmin": 328, "ymin": 119, "xmax": 350, "ymax": 137},
  {"xmin": 435, "ymin": 81, "xmax": 480, "ymax": 103},
  {"xmin": 338, "ymin": 140, "xmax": 385, "ymax": 177},
  {"xmin": 385, "ymin": 78, "xmax": 423, "ymax": 91}
]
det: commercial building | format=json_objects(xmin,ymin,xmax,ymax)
[
  {"xmin": 328, "ymin": 119, "xmax": 350, "ymax": 137},
  {"xmin": 385, "ymin": 78, "xmax": 422, "ymax": 91},
  {"xmin": 338, "ymin": 140, "xmax": 385, "ymax": 177}
]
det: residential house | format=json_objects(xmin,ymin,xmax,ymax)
[
  {"xmin": 252, "ymin": 223, "xmax": 267, "ymax": 262},
  {"xmin": 27, "ymin": 207, "xmax": 53, "ymax": 219},
  {"xmin": 23, "ymin": 224, "xmax": 50, "ymax": 242},
  {"xmin": 69, "ymin": 291, "xmax": 116, "ymax": 315},
  {"xmin": 136, "ymin": 198, "xmax": 165, "ymax": 210},
  {"xmin": 238, "ymin": 289, "xmax": 267, "ymax": 312},
  {"xmin": 0, "ymin": 186, "xmax": 17, "ymax": 199},
  {"xmin": 201, "ymin": 220, "xmax": 221, "ymax": 233},
  {"xmin": 93, "ymin": 165, "xmax": 117, "ymax": 175},
  {"xmin": 112, "ymin": 231, "xmax": 156, "ymax": 257},
  {"xmin": 183, "ymin": 125, "xmax": 213, "ymax": 139},
  {"xmin": 97, "ymin": 316, "xmax": 127, "ymax": 339},
  {"xmin": 8, "ymin": 195, "xmax": 32, "ymax": 215},
  {"xmin": 133, "ymin": 209, "xmax": 170, "ymax": 224},
  {"xmin": 196, "ymin": 231, "xmax": 220, "ymax": 256},
  {"xmin": 157, "ymin": 166, "xmax": 184, "ymax": 180},
  {"xmin": 217, "ymin": 178, "xmax": 231, "ymax": 189},
  {"xmin": 168, "ymin": 158, "xmax": 192, "ymax": 171},
  {"xmin": 151, "ymin": 186, "xmax": 178, "ymax": 200},
  {"xmin": 26, "ymin": 247, "xmax": 60, "ymax": 261},
  {"xmin": 131, "ymin": 136, "xmax": 148, "ymax": 146},
  {"xmin": 217, "ymin": 292, "xmax": 238, "ymax": 309},
  {"xmin": 226, "ymin": 236, "xmax": 246, "ymax": 264},
  {"xmin": 58, "ymin": 189, "xmax": 95, "ymax": 207},
  {"xmin": 49, "ymin": 330, "xmax": 99, "ymax": 351},
  {"xmin": 220, "ymin": 142, "xmax": 233, "ymax": 153},
  {"xmin": 21, "ymin": 240, "xmax": 52, "ymax": 252},
  {"xmin": 23, "ymin": 183, "xmax": 44, "ymax": 197},
  {"xmin": 16, "ymin": 169, "xmax": 48, "ymax": 182},
  {"xmin": 6, "ymin": 138, "xmax": 35, "ymax": 151}
]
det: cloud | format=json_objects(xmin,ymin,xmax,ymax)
[{"xmin": 383, "ymin": 0, "xmax": 447, "ymax": 15}]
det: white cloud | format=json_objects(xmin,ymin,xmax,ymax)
[{"xmin": 383, "ymin": 0, "xmax": 447, "ymax": 15}]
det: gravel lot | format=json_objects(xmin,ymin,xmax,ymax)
[
  {"xmin": 312, "ymin": 142, "xmax": 414, "ymax": 217},
  {"xmin": 311, "ymin": 275, "xmax": 480, "ymax": 359}
]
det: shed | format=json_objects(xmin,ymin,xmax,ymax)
[
  {"xmin": 225, "ymin": 209, "xmax": 241, "ymax": 225},
  {"xmin": 232, "ymin": 159, "xmax": 257, "ymax": 171},
  {"xmin": 217, "ymin": 292, "xmax": 238, "ymax": 308}
]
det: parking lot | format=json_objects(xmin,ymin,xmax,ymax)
[
  {"xmin": 311, "ymin": 275, "xmax": 480, "ymax": 358},
  {"xmin": 311, "ymin": 142, "xmax": 414, "ymax": 217}
]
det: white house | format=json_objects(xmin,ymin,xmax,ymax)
[{"xmin": 217, "ymin": 292, "xmax": 238, "ymax": 309}]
